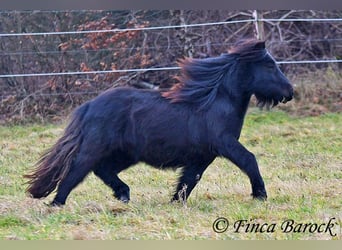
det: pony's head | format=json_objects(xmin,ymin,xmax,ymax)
[
  {"xmin": 162, "ymin": 39, "xmax": 293, "ymax": 110},
  {"xmin": 229, "ymin": 40, "xmax": 293, "ymax": 108}
]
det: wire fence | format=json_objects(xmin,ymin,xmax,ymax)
[
  {"xmin": 1, "ymin": 59, "xmax": 342, "ymax": 79},
  {"xmin": 1, "ymin": 14, "xmax": 342, "ymax": 99},
  {"xmin": 1, "ymin": 38, "xmax": 342, "ymax": 57}
]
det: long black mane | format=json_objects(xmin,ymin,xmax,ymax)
[{"xmin": 162, "ymin": 39, "xmax": 267, "ymax": 109}]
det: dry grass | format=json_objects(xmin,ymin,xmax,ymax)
[{"xmin": 279, "ymin": 67, "xmax": 342, "ymax": 116}]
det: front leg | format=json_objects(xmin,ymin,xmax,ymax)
[
  {"xmin": 171, "ymin": 163, "xmax": 211, "ymax": 203},
  {"xmin": 216, "ymin": 136, "xmax": 267, "ymax": 200}
]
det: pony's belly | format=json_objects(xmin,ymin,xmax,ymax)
[{"xmin": 139, "ymin": 143, "xmax": 213, "ymax": 169}]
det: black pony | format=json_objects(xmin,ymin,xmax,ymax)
[{"xmin": 24, "ymin": 40, "xmax": 293, "ymax": 206}]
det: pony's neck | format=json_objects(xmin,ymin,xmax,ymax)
[
  {"xmin": 237, "ymin": 94, "xmax": 253, "ymax": 118},
  {"xmin": 219, "ymin": 74, "xmax": 252, "ymax": 118},
  {"xmin": 214, "ymin": 91, "xmax": 251, "ymax": 140}
]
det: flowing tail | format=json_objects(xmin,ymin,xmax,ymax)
[{"xmin": 24, "ymin": 103, "xmax": 88, "ymax": 198}]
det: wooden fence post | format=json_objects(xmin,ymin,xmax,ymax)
[
  {"xmin": 180, "ymin": 10, "xmax": 194, "ymax": 58},
  {"xmin": 253, "ymin": 10, "xmax": 265, "ymax": 41}
]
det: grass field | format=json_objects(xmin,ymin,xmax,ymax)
[{"xmin": 0, "ymin": 110, "xmax": 341, "ymax": 240}]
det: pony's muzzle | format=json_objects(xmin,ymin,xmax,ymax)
[
  {"xmin": 281, "ymin": 94, "xmax": 292, "ymax": 104},
  {"xmin": 282, "ymin": 85, "xmax": 294, "ymax": 103}
]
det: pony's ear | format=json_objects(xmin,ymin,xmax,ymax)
[{"xmin": 254, "ymin": 41, "xmax": 266, "ymax": 50}]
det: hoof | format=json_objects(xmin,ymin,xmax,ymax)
[
  {"xmin": 49, "ymin": 200, "xmax": 65, "ymax": 207},
  {"xmin": 252, "ymin": 190, "xmax": 268, "ymax": 201},
  {"xmin": 119, "ymin": 196, "xmax": 130, "ymax": 204},
  {"xmin": 114, "ymin": 187, "xmax": 130, "ymax": 204},
  {"xmin": 170, "ymin": 196, "xmax": 187, "ymax": 206},
  {"xmin": 170, "ymin": 195, "xmax": 181, "ymax": 203},
  {"xmin": 253, "ymin": 195, "xmax": 267, "ymax": 201},
  {"xmin": 170, "ymin": 198, "xmax": 179, "ymax": 204},
  {"xmin": 115, "ymin": 193, "xmax": 130, "ymax": 204}
]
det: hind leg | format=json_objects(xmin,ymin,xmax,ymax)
[
  {"xmin": 51, "ymin": 154, "xmax": 101, "ymax": 206},
  {"xmin": 51, "ymin": 164, "xmax": 91, "ymax": 206},
  {"xmin": 93, "ymin": 163, "xmax": 130, "ymax": 203}
]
